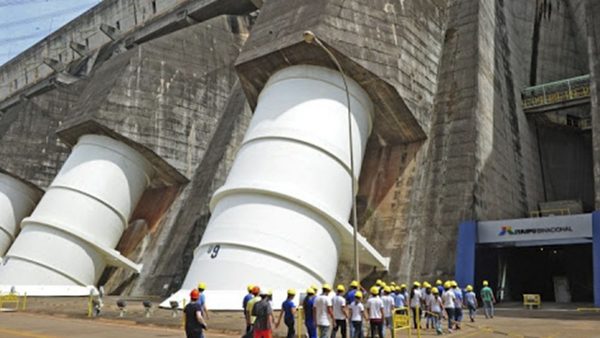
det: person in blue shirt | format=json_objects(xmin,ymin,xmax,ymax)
[
  {"xmin": 304, "ymin": 287, "xmax": 317, "ymax": 338},
  {"xmin": 242, "ymin": 284, "xmax": 254, "ymax": 333},
  {"xmin": 345, "ymin": 280, "xmax": 359, "ymax": 338},
  {"xmin": 435, "ymin": 280, "xmax": 444, "ymax": 295},
  {"xmin": 197, "ymin": 282, "xmax": 208, "ymax": 320},
  {"xmin": 393, "ymin": 286, "xmax": 406, "ymax": 309},
  {"xmin": 276, "ymin": 289, "xmax": 297, "ymax": 338}
]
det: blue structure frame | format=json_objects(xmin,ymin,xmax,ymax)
[{"xmin": 456, "ymin": 214, "xmax": 600, "ymax": 307}]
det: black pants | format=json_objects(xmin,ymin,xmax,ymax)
[
  {"xmin": 284, "ymin": 317, "xmax": 295, "ymax": 338},
  {"xmin": 331, "ymin": 319, "xmax": 347, "ymax": 338},
  {"xmin": 411, "ymin": 307, "xmax": 420, "ymax": 329},
  {"xmin": 351, "ymin": 321, "xmax": 363, "ymax": 338},
  {"xmin": 369, "ymin": 320, "xmax": 384, "ymax": 338}
]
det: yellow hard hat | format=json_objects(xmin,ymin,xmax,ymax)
[
  {"xmin": 384, "ymin": 286, "xmax": 391, "ymax": 293},
  {"xmin": 413, "ymin": 281, "xmax": 421, "ymax": 287},
  {"xmin": 390, "ymin": 282, "xmax": 397, "ymax": 286},
  {"xmin": 336, "ymin": 284, "xmax": 345, "ymax": 292},
  {"xmin": 483, "ymin": 280, "xmax": 489, "ymax": 286},
  {"xmin": 444, "ymin": 281, "xmax": 451, "ymax": 289},
  {"xmin": 395, "ymin": 286, "xmax": 401, "ymax": 291},
  {"xmin": 376, "ymin": 279, "xmax": 383, "ymax": 286},
  {"xmin": 432, "ymin": 287, "xmax": 439, "ymax": 294},
  {"xmin": 423, "ymin": 282, "xmax": 431, "ymax": 288},
  {"xmin": 436, "ymin": 280, "xmax": 442, "ymax": 285},
  {"xmin": 311, "ymin": 284, "xmax": 318, "ymax": 290},
  {"xmin": 288, "ymin": 288, "xmax": 296, "ymax": 295},
  {"xmin": 400, "ymin": 283, "xmax": 407, "ymax": 289},
  {"xmin": 370, "ymin": 286, "xmax": 379, "ymax": 295},
  {"xmin": 355, "ymin": 291, "xmax": 363, "ymax": 299},
  {"xmin": 247, "ymin": 284, "xmax": 254, "ymax": 292},
  {"xmin": 197, "ymin": 282, "xmax": 206, "ymax": 290},
  {"xmin": 267, "ymin": 289, "xmax": 273, "ymax": 296},
  {"xmin": 466, "ymin": 285, "xmax": 473, "ymax": 292},
  {"xmin": 350, "ymin": 280, "xmax": 359, "ymax": 287},
  {"xmin": 451, "ymin": 281, "xmax": 458, "ymax": 287},
  {"xmin": 322, "ymin": 283, "xmax": 332, "ymax": 291},
  {"xmin": 307, "ymin": 287, "xmax": 316, "ymax": 295}
]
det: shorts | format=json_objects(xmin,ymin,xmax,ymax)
[{"xmin": 253, "ymin": 329, "xmax": 272, "ymax": 338}]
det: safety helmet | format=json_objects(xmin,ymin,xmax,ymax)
[
  {"xmin": 355, "ymin": 291, "xmax": 363, "ymax": 299},
  {"xmin": 370, "ymin": 286, "xmax": 379, "ymax": 295},
  {"xmin": 307, "ymin": 287, "xmax": 316, "ymax": 295},
  {"xmin": 436, "ymin": 280, "xmax": 442, "ymax": 285},
  {"xmin": 288, "ymin": 288, "xmax": 296, "ymax": 296},
  {"xmin": 400, "ymin": 283, "xmax": 407, "ymax": 289},
  {"xmin": 350, "ymin": 280, "xmax": 359, "ymax": 287},
  {"xmin": 423, "ymin": 282, "xmax": 431, "ymax": 288},
  {"xmin": 390, "ymin": 282, "xmax": 397, "ymax": 286},
  {"xmin": 451, "ymin": 281, "xmax": 458, "ymax": 288},
  {"xmin": 322, "ymin": 283, "xmax": 332, "ymax": 291},
  {"xmin": 466, "ymin": 285, "xmax": 473, "ymax": 292},
  {"xmin": 311, "ymin": 284, "xmax": 318, "ymax": 291},
  {"xmin": 413, "ymin": 281, "xmax": 421, "ymax": 287},
  {"xmin": 395, "ymin": 286, "xmax": 401, "ymax": 291},
  {"xmin": 252, "ymin": 286, "xmax": 260, "ymax": 295},
  {"xmin": 267, "ymin": 289, "xmax": 273, "ymax": 296},
  {"xmin": 431, "ymin": 287, "xmax": 439, "ymax": 294},
  {"xmin": 384, "ymin": 286, "xmax": 391, "ymax": 293},
  {"xmin": 337, "ymin": 284, "xmax": 346, "ymax": 292},
  {"xmin": 247, "ymin": 284, "xmax": 254, "ymax": 292},
  {"xmin": 197, "ymin": 282, "xmax": 206, "ymax": 290},
  {"xmin": 443, "ymin": 281, "xmax": 451, "ymax": 289},
  {"xmin": 190, "ymin": 289, "xmax": 200, "ymax": 300},
  {"xmin": 483, "ymin": 280, "xmax": 489, "ymax": 286},
  {"xmin": 376, "ymin": 279, "xmax": 383, "ymax": 286}
]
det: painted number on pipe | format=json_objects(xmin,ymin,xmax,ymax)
[{"xmin": 207, "ymin": 245, "xmax": 220, "ymax": 259}]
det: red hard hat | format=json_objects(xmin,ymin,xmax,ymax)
[{"xmin": 190, "ymin": 289, "xmax": 200, "ymax": 300}]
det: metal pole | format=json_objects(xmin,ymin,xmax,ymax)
[{"xmin": 303, "ymin": 31, "xmax": 360, "ymax": 282}]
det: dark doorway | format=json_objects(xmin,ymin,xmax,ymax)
[{"xmin": 476, "ymin": 244, "xmax": 593, "ymax": 303}]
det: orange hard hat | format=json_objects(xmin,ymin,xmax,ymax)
[
  {"xmin": 252, "ymin": 286, "xmax": 260, "ymax": 295},
  {"xmin": 190, "ymin": 289, "xmax": 200, "ymax": 300}
]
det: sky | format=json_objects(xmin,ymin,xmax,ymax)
[{"xmin": 0, "ymin": 0, "xmax": 101, "ymax": 65}]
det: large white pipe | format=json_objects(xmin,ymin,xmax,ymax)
[
  {"xmin": 0, "ymin": 135, "xmax": 153, "ymax": 294},
  {"xmin": 0, "ymin": 173, "xmax": 42, "ymax": 257},
  {"xmin": 164, "ymin": 65, "xmax": 385, "ymax": 309}
]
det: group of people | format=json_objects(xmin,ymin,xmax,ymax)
[{"xmin": 183, "ymin": 279, "xmax": 497, "ymax": 338}]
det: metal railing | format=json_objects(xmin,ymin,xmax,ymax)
[{"xmin": 522, "ymin": 74, "xmax": 590, "ymax": 110}]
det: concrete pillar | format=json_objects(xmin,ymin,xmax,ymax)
[
  {"xmin": 0, "ymin": 173, "xmax": 42, "ymax": 257},
  {"xmin": 0, "ymin": 135, "xmax": 153, "ymax": 294}
]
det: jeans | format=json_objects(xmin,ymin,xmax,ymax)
[
  {"xmin": 351, "ymin": 321, "xmax": 363, "ymax": 338},
  {"xmin": 467, "ymin": 303, "xmax": 476, "ymax": 320},
  {"xmin": 483, "ymin": 301, "xmax": 494, "ymax": 318},
  {"xmin": 454, "ymin": 307, "xmax": 463, "ymax": 324},
  {"xmin": 306, "ymin": 320, "xmax": 317, "ymax": 338},
  {"xmin": 444, "ymin": 308, "xmax": 455, "ymax": 329},
  {"xmin": 331, "ymin": 319, "xmax": 346, "ymax": 338},
  {"xmin": 384, "ymin": 316, "xmax": 393, "ymax": 338},
  {"xmin": 284, "ymin": 317, "xmax": 295, "ymax": 338},
  {"xmin": 432, "ymin": 311, "xmax": 442, "ymax": 333},
  {"xmin": 411, "ymin": 307, "xmax": 420, "ymax": 329},
  {"xmin": 318, "ymin": 325, "xmax": 330, "ymax": 338},
  {"xmin": 370, "ymin": 320, "xmax": 384, "ymax": 338}
]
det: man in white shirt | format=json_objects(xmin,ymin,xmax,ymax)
[
  {"xmin": 366, "ymin": 286, "xmax": 384, "ymax": 338},
  {"xmin": 314, "ymin": 284, "xmax": 334, "ymax": 338},
  {"xmin": 381, "ymin": 286, "xmax": 395, "ymax": 338},
  {"xmin": 348, "ymin": 291, "xmax": 366, "ymax": 338},
  {"xmin": 442, "ymin": 281, "xmax": 456, "ymax": 332},
  {"xmin": 331, "ymin": 284, "xmax": 348, "ymax": 338}
]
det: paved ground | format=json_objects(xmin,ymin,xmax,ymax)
[{"xmin": 0, "ymin": 297, "xmax": 599, "ymax": 337}]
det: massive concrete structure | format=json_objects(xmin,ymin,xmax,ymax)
[{"xmin": 0, "ymin": 0, "xmax": 598, "ymax": 303}]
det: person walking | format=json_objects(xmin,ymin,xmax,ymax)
[
  {"xmin": 366, "ymin": 286, "xmax": 384, "ymax": 338},
  {"xmin": 276, "ymin": 289, "xmax": 297, "ymax": 338},
  {"xmin": 409, "ymin": 282, "xmax": 422, "ymax": 330},
  {"xmin": 252, "ymin": 290, "xmax": 274, "ymax": 338},
  {"xmin": 480, "ymin": 281, "xmax": 496, "ymax": 319},
  {"xmin": 314, "ymin": 284, "xmax": 334, "ymax": 338},
  {"xmin": 331, "ymin": 284, "xmax": 348, "ymax": 338},
  {"xmin": 349, "ymin": 291, "xmax": 366, "ymax": 338},
  {"xmin": 197, "ymin": 282, "xmax": 209, "ymax": 320},
  {"xmin": 184, "ymin": 289, "xmax": 208, "ymax": 338},
  {"xmin": 452, "ymin": 281, "xmax": 463, "ymax": 330},
  {"xmin": 465, "ymin": 285, "xmax": 478, "ymax": 322},
  {"xmin": 245, "ymin": 286, "xmax": 261, "ymax": 337},
  {"xmin": 304, "ymin": 287, "xmax": 318, "ymax": 338},
  {"xmin": 345, "ymin": 281, "xmax": 359, "ymax": 338},
  {"xmin": 441, "ymin": 282, "xmax": 456, "ymax": 332},
  {"xmin": 243, "ymin": 285, "xmax": 255, "ymax": 333},
  {"xmin": 381, "ymin": 286, "xmax": 395, "ymax": 338},
  {"xmin": 428, "ymin": 288, "xmax": 443, "ymax": 335},
  {"xmin": 393, "ymin": 286, "xmax": 405, "ymax": 311}
]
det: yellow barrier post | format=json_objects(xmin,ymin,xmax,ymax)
[
  {"xmin": 523, "ymin": 294, "xmax": 541, "ymax": 309},
  {"xmin": 87, "ymin": 295, "xmax": 93, "ymax": 317},
  {"xmin": 415, "ymin": 306, "xmax": 421, "ymax": 338},
  {"xmin": 297, "ymin": 306, "xmax": 303, "ymax": 338},
  {"xmin": 22, "ymin": 293, "xmax": 27, "ymax": 311},
  {"xmin": 182, "ymin": 299, "xmax": 187, "ymax": 327},
  {"xmin": 392, "ymin": 307, "xmax": 411, "ymax": 337}
]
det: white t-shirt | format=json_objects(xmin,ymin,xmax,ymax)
[
  {"xmin": 442, "ymin": 290, "xmax": 456, "ymax": 309},
  {"xmin": 410, "ymin": 289, "xmax": 422, "ymax": 308},
  {"xmin": 315, "ymin": 294, "xmax": 333, "ymax": 326},
  {"xmin": 427, "ymin": 294, "xmax": 442, "ymax": 313},
  {"xmin": 332, "ymin": 294, "xmax": 347, "ymax": 320},
  {"xmin": 366, "ymin": 296, "xmax": 384, "ymax": 319},
  {"xmin": 349, "ymin": 301, "xmax": 364, "ymax": 322},
  {"xmin": 381, "ymin": 295, "xmax": 394, "ymax": 317}
]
